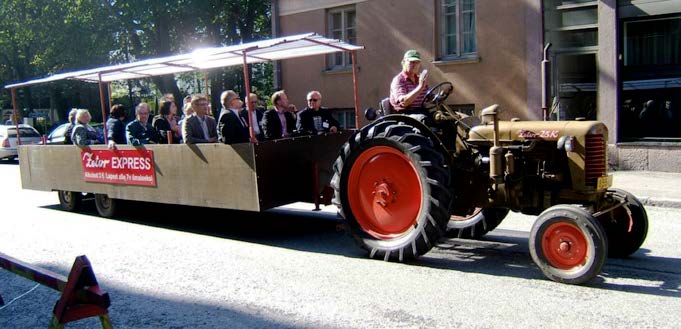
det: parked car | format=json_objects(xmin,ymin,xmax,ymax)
[
  {"xmin": 45, "ymin": 122, "xmax": 104, "ymax": 145},
  {"xmin": 0, "ymin": 124, "xmax": 43, "ymax": 160}
]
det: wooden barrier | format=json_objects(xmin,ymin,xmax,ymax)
[{"xmin": 0, "ymin": 253, "xmax": 112, "ymax": 329}]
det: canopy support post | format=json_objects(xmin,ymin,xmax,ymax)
[
  {"xmin": 11, "ymin": 88, "xmax": 21, "ymax": 146},
  {"xmin": 351, "ymin": 50, "xmax": 361, "ymax": 129},
  {"xmin": 97, "ymin": 73, "xmax": 108, "ymax": 144},
  {"xmin": 203, "ymin": 72, "xmax": 210, "ymax": 109},
  {"xmin": 242, "ymin": 52, "xmax": 257, "ymax": 143}
]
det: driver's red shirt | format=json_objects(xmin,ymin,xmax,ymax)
[{"xmin": 389, "ymin": 71, "xmax": 428, "ymax": 111}]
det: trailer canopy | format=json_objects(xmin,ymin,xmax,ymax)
[{"xmin": 5, "ymin": 33, "xmax": 364, "ymax": 88}]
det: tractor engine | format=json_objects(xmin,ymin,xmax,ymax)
[{"xmin": 459, "ymin": 106, "xmax": 610, "ymax": 215}]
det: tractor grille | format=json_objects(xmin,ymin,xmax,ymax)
[{"xmin": 584, "ymin": 134, "xmax": 606, "ymax": 187}]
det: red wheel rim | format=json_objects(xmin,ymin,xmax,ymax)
[
  {"xmin": 542, "ymin": 222, "xmax": 589, "ymax": 270},
  {"xmin": 347, "ymin": 146, "xmax": 423, "ymax": 239},
  {"xmin": 450, "ymin": 207, "xmax": 482, "ymax": 221}
]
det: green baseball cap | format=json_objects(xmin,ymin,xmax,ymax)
[{"xmin": 403, "ymin": 49, "xmax": 421, "ymax": 62}]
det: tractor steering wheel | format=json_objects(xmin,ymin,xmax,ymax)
[{"xmin": 421, "ymin": 81, "xmax": 454, "ymax": 109}]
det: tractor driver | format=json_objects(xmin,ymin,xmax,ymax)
[{"xmin": 389, "ymin": 49, "xmax": 430, "ymax": 122}]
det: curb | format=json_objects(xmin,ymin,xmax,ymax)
[{"xmin": 637, "ymin": 196, "xmax": 681, "ymax": 209}]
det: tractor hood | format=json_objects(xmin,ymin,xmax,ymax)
[{"xmin": 468, "ymin": 120, "xmax": 609, "ymax": 143}]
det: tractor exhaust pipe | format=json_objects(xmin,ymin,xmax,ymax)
[{"xmin": 541, "ymin": 43, "xmax": 552, "ymax": 121}]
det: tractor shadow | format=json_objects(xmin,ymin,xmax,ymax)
[{"xmin": 42, "ymin": 201, "xmax": 681, "ymax": 297}]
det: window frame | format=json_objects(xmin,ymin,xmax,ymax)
[
  {"xmin": 438, "ymin": 0, "xmax": 478, "ymax": 62},
  {"xmin": 326, "ymin": 6, "xmax": 356, "ymax": 70}
]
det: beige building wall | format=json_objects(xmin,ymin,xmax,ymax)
[{"xmin": 278, "ymin": 0, "xmax": 544, "ymax": 125}]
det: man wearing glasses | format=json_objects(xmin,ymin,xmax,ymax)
[
  {"xmin": 240, "ymin": 93, "xmax": 266, "ymax": 141},
  {"xmin": 296, "ymin": 91, "xmax": 339, "ymax": 135},
  {"xmin": 182, "ymin": 95, "xmax": 218, "ymax": 144},
  {"xmin": 126, "ymin": 102, "xmax": 160, "ymax": 145}
]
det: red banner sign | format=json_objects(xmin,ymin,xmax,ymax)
[{"xmin": 80, "ymin": 149, "xmax": 156, "ymax": 186}]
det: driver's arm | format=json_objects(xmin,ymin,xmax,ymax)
[{"xmin": 397, "ymin": 70, "xmax": 428, "ymax": 109}]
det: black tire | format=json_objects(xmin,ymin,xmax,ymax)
[
  {"xmin": 529, "ymin": 205, "xmax": 608, "ymax": 285},
  {"xmin": 57, "ymin": 190, "xmax": 82, "ymax": 212},
  {"xmin": 601, "ymin": 188, "xmax": 648, "ymax": 258},
  {"xmin": 332, "ymin": 120, "xmax": 452, "ymax": 261},
  {"xmin": 94, "ymin": 193, "xmax": 118, "ymax": 218},
  {"xmin": 446, "ymin": 207, "xmax": 509, "ymax": 238}
]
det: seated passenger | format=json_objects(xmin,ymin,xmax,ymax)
[
  {"xmin": 182, "ymin": 95, "xmax": 218, "ymax": 144},
  {"xmin": 296, "ymin": 91, "xmax": 339, "ymax": 135},
  {"xmin": 126, "ymin": 102, "xmax": 159, "ymax": 145},
  {"xmin": 241, "ymin": 93, "xmax": 265, "ymax": 141},
  {"xmin": 63, "ymin": 108, "xmax": 78, "ymax": 145},
  {"xmin": 262, "ymin": 90, "xmax": 297, "ymax": 140},
  {"xmin": 152, "ymin": 100, "xmax": 181, "ymax": 144},
  {"xmin": 217, "ymin": 90, "xmax": 250, "ymax": 144},
  {"xmin": 71, "ymin": 109, "xmax": 100, "ymax": 146},
  {"xmin": 106, "ymin": 104, "xmax": 128, "ymax": 149}
]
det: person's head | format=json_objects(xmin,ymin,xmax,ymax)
[
  {"xmin": 159, "ymin": 100, "xmax": 177, "ymax": 117},
  {"xmin": 183, "ymin": 103, "xmax": 194, "ymax": 117},
  {"xmin": 110, "ymin": 104, "xmax": 126, "ymax": 120},
  {"xmin": 183, "ymin": 95, "xmax": 192, "ymax": 106},
  {"xmin": 271, "ymin": 90, "xmax": 289, "ymax": 109},
  {"xmin": 75, "ymin": 109, "xmax": 91, "ymax": 124},
  {"xmin": 68, "ymin": 109, "xmax": 78, "ymax": 124},
  {"xmin": 248, "ymin": 93, "xmax": 259, "ymax": 109},
  {"xmin": 221, "ymin": 90, "xmax": 243, "ymax": 110},
  {"xmin": 306, "ymin": 91, "xmax": 322, "ymax": 110},
  {"xmin": 135, "ymin": 102, "xmax": 151, "ymax": 123},
  {"xmin": 162, "ymin": 93, "xmax": 175, "ymax": 103},
  {"xmin": 401, "ymin": 49, "xmax": 422, "ymax": 75},
  {"xmin": 191, "ymin": 95, "xmax": 210, "ymax": 116}
]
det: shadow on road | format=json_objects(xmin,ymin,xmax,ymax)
[
  {"xmin": 41, "ymin": 200, "xmax": 681, "ymax": 297},
  {"xmin": 0, "ymin": 263, "xmax": 321, "ymax": 329}
]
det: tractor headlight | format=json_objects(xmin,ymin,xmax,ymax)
[{"xmin": 557, "ymin": 136, "xmax": 576, "ymax": 152}]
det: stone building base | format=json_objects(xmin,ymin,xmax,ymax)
[{"xmin": 608, "ymin": 144, "xmax": 681, "ymax": 172}]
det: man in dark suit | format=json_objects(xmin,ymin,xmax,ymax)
[
  {"xmin": 182, "ymin": 95, "xmax": 218, "ymax": 144},
  {"xmin": 218, "ymin": 90, "xmax": 250, "ymax": 144},
  {"xmin": 262, "ymin": 90, "xmax": 297, "ymax": 140},
  {"xmin": 240, "ymin": 93, "xmax": 266, "ymax": 141},
  {"xmin": 126, "ymin": 102, "xmax": 160, "ymax": 145},
  {"xmin": 296, "ymin": 90, "xmax": 340, "ymax": 135}
]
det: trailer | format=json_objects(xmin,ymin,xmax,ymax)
[{"xmin": 6, "ymin": 33, "xmax": 362, "ymax": 216}]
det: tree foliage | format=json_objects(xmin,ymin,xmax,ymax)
[{"xmin": 0, "ymin": 0, "xmax": 272, "ymax": 120}]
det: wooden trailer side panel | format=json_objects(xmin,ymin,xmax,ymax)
[{"xmin": 18, "ymin": 143, "xmax": 261, "ymax": 211}]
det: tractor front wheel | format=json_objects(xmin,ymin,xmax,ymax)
[
  {"xmin": 530, "ymin": 205, "xmax": 607, "ymax": 284},
  {"xmin": 601, "ymin": 188, "xmax": 648, "ymax": 258}
]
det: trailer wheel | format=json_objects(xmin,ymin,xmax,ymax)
[
  {"xmin": 332, "ymin": 121, "xmax": 452, "ymax": 261},
  {"xmin": 602, "ymin": 188, "xmax": 648, "ymax": 258},
  {"xmin": 446, "ymin": 207, "xmax": 509, "ymax": 238},
  {"xmin": 530, "ymin": 205, "xmax": 607, "ymax": 284},
  {"xmin": 94, "ymin": 194, "xmax": 118, "ymax": 218},
  {"xmin": 57, "ymin": 191, "xmax": 82, "ymax": 212}
]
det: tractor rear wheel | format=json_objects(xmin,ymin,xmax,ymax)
[
  {"xmin": 446, "ymin": 207, "xmax": 509, "ymax": 238},
  {"xmin": 529, "ymin": 205, "xmax": 607, "ymax": 284},
  {"xmin": 601, "ymin": 188, "xmax": 648, "ymax": 258},
  {"xmin": 332, "ymin": 121, "xmax": 452, "ymax": 261}
]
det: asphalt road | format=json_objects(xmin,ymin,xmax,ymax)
[{"xmin": 0, "ymin": 159, "xmax": 679, "ymax": 328}]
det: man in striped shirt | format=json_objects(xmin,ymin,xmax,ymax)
[{"xmin": 389, "ymin": 49, "xmax": 430, "ymax": 121}]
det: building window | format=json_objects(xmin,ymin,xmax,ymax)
[
  {"xmin": 620, "ymin": 15, "xmax": 681, "ymax": 141},
  {"xmin": 440, "ymin": 0, "xmax": 476, "ymax": 59},
  {"xmin": 327, "ymin": 6, "xmax": 356, "ymax": 69},
  {"xmin": 333, "ymin": 109, "xmax": 357, "ymax": 129}
]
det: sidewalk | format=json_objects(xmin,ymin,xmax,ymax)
[{"xmin": 612, "ymin": 171, "xmax": 681, "ymax": 209}]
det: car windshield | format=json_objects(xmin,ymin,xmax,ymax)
[{"xmin": 8, "ymin": 127, "xmax": 41, "ymax": 138}]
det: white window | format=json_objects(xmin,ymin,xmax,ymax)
[
  {"xmin": 327, "ymin": 6, "xmax": 356, "ymax": 69},
  {"xmin": 440, "ymin": 0, "xmax": 477, "ymax": 59}
]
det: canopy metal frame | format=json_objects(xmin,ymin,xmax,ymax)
[{"xmin": 5, "ymin": 33, "xmax": 364, "ymax": 144}]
